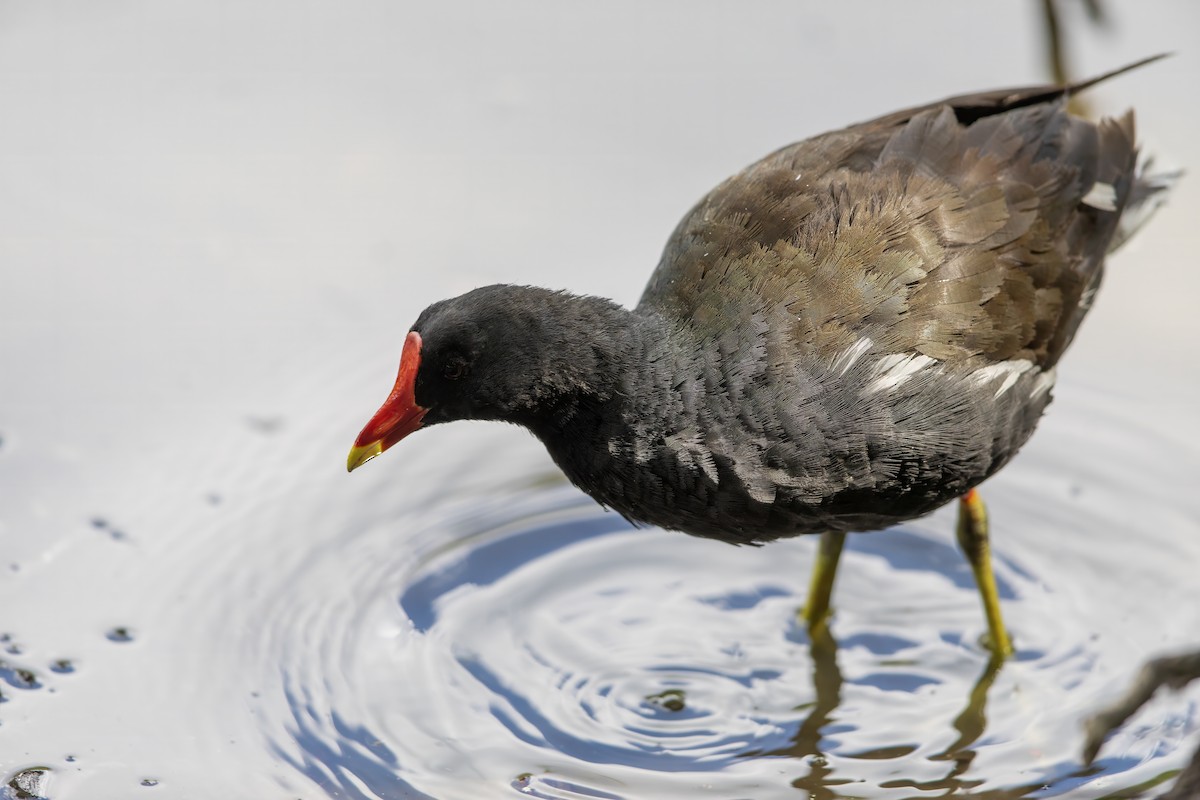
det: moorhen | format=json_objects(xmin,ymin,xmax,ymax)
[{"xmin": 348, "ymin": 58, "xmax": 1173, "ymax": 657}]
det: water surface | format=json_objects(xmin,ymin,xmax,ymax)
[
  {"xmin": 4, "ymin": 386, "xmax": 1198, "ymax": 798},
  {"xmin": 1, "ymin": 3, "xmax": 1198, "ymax": 797}
]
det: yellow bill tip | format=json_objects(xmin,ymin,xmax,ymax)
[{"xmin": 346, "ymin": 441, "xmax": 383, "ymax": 472}]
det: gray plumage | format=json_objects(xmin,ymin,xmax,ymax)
[{"xmin": 402, "ymin": 60, "xmax": 1171, "ymax": 546}]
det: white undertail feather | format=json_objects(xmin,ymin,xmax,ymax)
[
  {"xmin": 1081, "ymin": 181, "xmax": 1118, "ymax": 212},
  {"xmin": 1110, "ymin": 152, "xmax": 1181, "ymax": 254}
]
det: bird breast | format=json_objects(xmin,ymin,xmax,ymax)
[{"xmin": 574, "ymin": 333, "xmax": 1057, "ymax": 543}]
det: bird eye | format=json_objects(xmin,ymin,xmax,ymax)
[{"xmin": 443, "ymin": 355, "xmax": 469, "ymax": 381}]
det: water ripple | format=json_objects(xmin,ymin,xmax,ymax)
[{"xmin": 2, "ymin": 386, "xmax": 1197, "ymax": 798}]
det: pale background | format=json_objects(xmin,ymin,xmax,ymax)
[{"xmin": 0, "ymin": 2, "xmax": 1197, "ymax": 796}]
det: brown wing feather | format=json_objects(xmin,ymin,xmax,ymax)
[{"xmin": 638, "ymin": 68, "xmax": 1142, "ymax": 371}]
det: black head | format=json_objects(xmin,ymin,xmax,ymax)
[
  {"xmin": 347, "ymin": 284, "xmax": 631, "ymax": 471},
  {"xmin": 411, "ymin": 284, "xmax": 574, "ymax": 425}
]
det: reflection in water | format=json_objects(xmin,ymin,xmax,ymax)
[
  {"xmin": 239, "ymin": 393, "xmax": 1198, "ymax": 799},
  {"xmin": 778, "ymin": 629, "xmax": 1056, "ymax": 797},
  {"xmin": 1085, "ymin": 651, "xmax": 1200, "ymax": 799},
  {"xmin": 278, "ymin": 683, "xmax": 435, "ymax": 800},
  {"xmin": 1, "ymin": 392, "xmax": 1196, "ymax": 797},
  {"xmin": 780, "ymin": 628, "xmax": 847, "ymax": 797},
  {"xmin": 0, "ymin": 0, "xmax": 1196, "ymax": 795}
]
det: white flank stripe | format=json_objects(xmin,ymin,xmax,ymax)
[
  {"xmin": 867, "ymin": 353, "xmax": 937, "ymax": 393},
  {"xmin": 832, "ymin": 337, "xmax": 873, "ymax": 375},
  {"xmin": 970, "ymin": 359, "xmax": 1035, "ymax": 398}
]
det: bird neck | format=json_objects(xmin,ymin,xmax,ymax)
[
  {"xmin": 506, "ymin": 292, "xmax": 658, "ymax": 436},
  {"xmin": 524, "ymin": 305, "xmax": 690, "ymax": 499}
]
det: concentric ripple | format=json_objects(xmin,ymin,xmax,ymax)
[
  {"xmin": 2, "ymin": 384, "xmax": 1197, "ymax": 799},
  {"xmin": 222, "ymin": 390, "xmax": 1200, "ymax": 800}
]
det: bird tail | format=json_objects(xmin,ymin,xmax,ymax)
[
  {"xmin": 1068, "ymin": 54, "xmax": 1181, "ymax": 255},
  {"xmin": 1108, "ymin": 153, "xmax": 1181, "ymax": 254}
]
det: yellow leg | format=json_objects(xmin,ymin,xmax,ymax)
[
  {"xmin": 956, "ymin": 489, "xmax": 1014, "ymax": 658},
  {"xmin": 802, "ymin": 531, "xmax": 846, "ymax": 638}
]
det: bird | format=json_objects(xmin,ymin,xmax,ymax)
[{"xmin": 347, "ymin": 57, "xmax": 1173, "ymax": 657}]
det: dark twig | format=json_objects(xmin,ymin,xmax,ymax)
[
  {"xmin": 1082, "ymin": 650, "xmax": 1200, "ymax": 798},
  {"xmin": 1040, "ymin": 0, "xmax": 1111, "ymax": 117}
]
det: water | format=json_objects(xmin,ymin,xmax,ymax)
[
  {"xmin": 5, "ymin": 386, "xmax": 1197, "ymax": 798},
  {"xmin": 270, "ymin": 392, "xmax": 1200, "ymax": 799},
  {"xmin": 2, "ymin": 2, "xmax": 1199, "ymax": 797}
]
